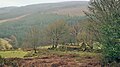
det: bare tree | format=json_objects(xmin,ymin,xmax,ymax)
[
  {"xmin": 25, "ymin": 26, "xmax": 40, "ymax": 53},
  {"xmin": 69, "ymin": 22, "xmax": 81, "ymax": 45},
  {"xmin": 45, "ymin": 20, "xmax": 69, "ymax": 48},
  {"xmin": 9, "ymin": 35, "xmax": 18, "ymax": 49}
]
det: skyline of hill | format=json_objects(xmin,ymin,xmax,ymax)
[{"xmin": 0, "ymin": 1, "xmax": 88, "ymax": 20}]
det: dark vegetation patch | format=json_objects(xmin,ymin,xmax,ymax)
[{"xmin": 0, "ymin": 54, "xmax": 101, "ymax": 67}]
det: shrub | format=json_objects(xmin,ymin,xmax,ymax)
[
  {"xmin": 102, "ymin": 44, "xmax": 120, "ymax": 63},
  {"xmin": 93, "ymin": 42, "xmax": 103, "ymax": 53}
]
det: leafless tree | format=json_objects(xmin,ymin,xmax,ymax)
[{"xmin": 45, "ymin": 20, "xmax": 69, "ymax": 48}]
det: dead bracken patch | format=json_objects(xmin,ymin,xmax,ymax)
[{"xmin": 1, "ymin": 54, "xmax": 101, "ymax": 67}]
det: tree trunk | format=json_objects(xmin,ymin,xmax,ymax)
[{"xmin": 34, "ymin": 44, "xmax": 37, "ymax": 53}]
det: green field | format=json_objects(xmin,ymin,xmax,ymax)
[
  {"xmin": 0, "ymin": 50, "xmax": 28, "ymax": 58},
  {"xmin": 0, "ymin": 45, "xmax": 101, "ymax": 59}
]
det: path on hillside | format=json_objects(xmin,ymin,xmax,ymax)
[{"xmin": 0, "ymin": 14, "xmax": 29, "ymax": 23}]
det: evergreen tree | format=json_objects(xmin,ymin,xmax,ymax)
[{"xmin": 86, "ymin": 0, "xmax": 120, "ymax": 64}]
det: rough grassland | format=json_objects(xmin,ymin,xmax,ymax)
[
  {"xmin": 0, "ymin": 50, "xmax": 28, "ymax": 58},
  {"xmin": 0, "ymin": 46, "xmax": 102, "ymax": 67},
  {"xmin": 2, "ymin": 49, "xmax": 102, "ymax": 67}
]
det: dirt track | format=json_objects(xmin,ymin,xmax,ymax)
[
  {"xmin": 0, "ymin": 14, "xmax": 29, "ymax": 23},
  {"xmin": 3, "ymin": 55, "xmax": 101, "ymax": 67}
]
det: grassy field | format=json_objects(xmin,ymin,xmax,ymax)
[
  {"xmin": 25, "ymin": 48, "xmax": 101, "ymax": 60},
  {"xmin": 0, "ymin": 49, "xmax": 101, "ymax": 59},
  {"xmin": 0, "ymin": 45, "xmax": 101, "ymax": 59},
  {"xmin": 0, "ymin": 50, "xmax": 28, "ymax": 58}
]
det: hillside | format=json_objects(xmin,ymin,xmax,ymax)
[
  {"xmin": 0, "ymin": 1, "xmax": 88, "ymax": 20},
  {"xmin": 0, "ymin": 1, "xmax": 88, "ymax": 47},
  {"xmin": 0, "ymin": 1, "xmax": 119, "ymax": 67}
]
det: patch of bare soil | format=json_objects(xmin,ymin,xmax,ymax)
[{"xmin": 3, "ymin": 55, "xmax": 101, "ymax": 67}]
